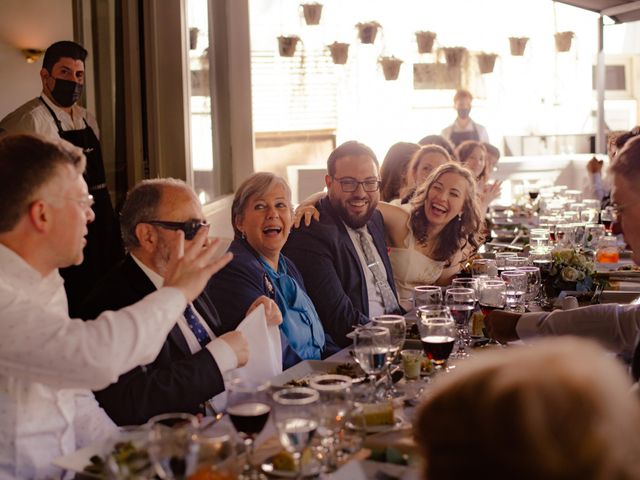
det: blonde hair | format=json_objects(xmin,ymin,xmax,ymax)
[{"xmin": 415, "ymin": 337, "xmax": 640, "ymax": 480}]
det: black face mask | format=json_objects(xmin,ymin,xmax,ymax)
[
  {"xmin": 50, "ymin": 78, "xmax": 83, "ymax": 107},
  {"xmin": 457, "ymin": 108, "xmax": 471, "ymax": 119}
]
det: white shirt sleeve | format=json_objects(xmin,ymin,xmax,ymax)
[
  {"xmin": 517, "ymin": 303, "xmax": 640, "ymax": 355},
  {"xmin": 0, "ymin": 287, "xmax": 187, "ymax": 390},
  {"xmin": 206, "ymin": 337, "xmax": 239, "ymax": 374},
  {"xmin": 73, "ymin": 391, "xmax": 119, "ymax": 448}
]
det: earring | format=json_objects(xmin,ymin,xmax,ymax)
[
  {"xmin": 458, "ymin": 213, "xmax": 463, "ymax": 222},
  {"xmin": 240, "ymin": 231, "xmax": 246, "ymax": 240}
]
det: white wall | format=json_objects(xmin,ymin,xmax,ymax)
[{"xmin": 0, "ymin": 0, "xmax": 74, "ymax": 118}]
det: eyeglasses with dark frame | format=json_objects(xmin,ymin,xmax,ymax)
[
  {"xmin": 144, "ymin": 220, "xmax": 208, "ymax": 240},
  {"xmin": 332, "ymin": 176, "xmax": 381, "ymax": 193}
]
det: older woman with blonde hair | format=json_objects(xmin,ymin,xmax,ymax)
[
  {"xmin": 207, "ymin": 172, "xmax": 338, "ymax": 368},
  {"xmin": 414, "ymin": 337, "xmax": 640, "ymax": 480}
]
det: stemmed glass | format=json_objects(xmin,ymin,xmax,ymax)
[
  {"xmin": 417, "ymin": 317, "xmax": 456, "ymax": 371},
  {"xmin": 445, "ymin": 287, "xmax": 475, "ymax": 358},
  {"xmin": 225, "ymin": 373, "xmax": 271, "ymax": 480},
  {"xmin": 147, "ymin": 412, "xmax": 199, "ymax": 480},
  {"xmin": 273, "ymin": 387, "xmax": 319, "ymax": 480},
  {"xmin": 479, "ymin": 280, "xmax": 506, "ymax": 344},
  {"xmin": 309, "ymin": 375, "xmax": 352, "ymax": 473},
  {"xmin": 471, "ymin": 258, "xmax": 497, "ymax": 279},
  {"xmin": 352, "ymin": 326, "xmax": 390, "ymax": 401},
  {"xmin": 370, "ymin": 315, "xmax": 406, "ymax": 398},
  {"xmin": 452, "ymin": 278, "xmax": 479, "ymax": 302},
  {"xmin": 413, "ymin": 285, "xmax": 443, "ymax": 308},
  {"xmin": 601, "ymin": 206, "xmax": 615, "ymax": 235},
  {"xmin": 418, "ymin": 305, "xmax": 453, "ymax": 322},
  {"xmin": 530, "ymin": 251, "xmax": 553, "ymax": 307}
]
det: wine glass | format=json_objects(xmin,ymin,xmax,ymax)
[
  {"xmin": 516, "ymin": 266, "xmax": 541, "ymax": 307},
  {"xmin": 370, "ymin": 315, "xmax": 406, "ymax": 398},
  {"xmin": 601, "ymin": 206, "xmax": 615, "ymax": 235},
  {"xmin": 501, "ymin": 270, "xmax": 528, "ymax": 313},
  {"xmin": 417, "ymin": 317, "xmax": 456, "ymax": 371},
  {"xmin": 309, "ymin": 375, "xmax": 352, "ymax": 472},
  {"xmin": 445, "ymin": 287, "xmax": 475, "ymax": 358},
  {"xmin": 273, "ymin": 387, "xmax": 319, "ymax": 480},
  {"xmin": 471, "ymin": 258, "xmax": 497, "ymax": 279},
  {"xmin": 225, "ymin": 373, "xmax": 271, "ymax": 480},
  {"xmin": 530, "ymin": 251, "xmax": 553, "ymax": 307},
  {"xmin": 452, "ymin": 278, "xmax": 479, "ymax": 302},
  {"xmin": 192, "ymin": 423, "xmax": 238, "ymax": 479},
  {"xmin": 495, "ymin": 252, "xmax": 517, "ymax": 276},
  {"xmin": 479, "ymin": 280, "xmax": 506, "ymax": 344},
  {"xmin": 352, "ymin": 326, "xmax": 390, "ymax": 401},
  {"xmin": 147, "ymin": 412, "xmax": 199, "ymax": 480},
  {"xmin": 413, "ymin": 285, "xmax": 442, "ymax": 308},
  {"xmin": 417, "ymin": 305, "xmax": 453, "ymax": 322}
]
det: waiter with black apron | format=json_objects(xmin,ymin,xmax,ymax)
[
  {"xmin": 0, "ymin": 41, "xmax": 123, "ymax": 315},
  {"xmin": 440, "ymin": 89, "xmax": 490, "ymax": 148}
]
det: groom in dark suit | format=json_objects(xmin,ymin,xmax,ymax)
[
  {"xmin": 284, "ymin": 141, "xmax": 401, "ymax": 347},
  {"xmin": 79, "ymin": 179, "xmax": 280, "ymax": 425}
]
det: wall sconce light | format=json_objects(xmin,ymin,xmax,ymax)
[{"xmin": 21, "ymin": 48, "xmax": 45, "ymax": 64}]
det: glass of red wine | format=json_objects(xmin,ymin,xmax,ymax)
[
  {"xmin": 225, "ymin": 373, "xmax": 271, "ymax": 480},
  {"xmin": 479, "ymin": 280, "xmax": 506, "ymax": 344},
  {"xmin": 273, "ymin": 387, "xmax": 319, "ymax": 479},
  {"xmin": 601, "ymin": 206, "xmax": 615, "ymax": 235},
  {"xmin": 418, "ymin": 317, "xmax": 456, "ymax": 371},
  {"xmin": 445, "ymin": 287, "xmax": 475, "ymax": 358}
]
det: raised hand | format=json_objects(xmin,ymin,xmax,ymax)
[{"xmin": 246, "ymin": 295, "xmax": 282, "ymax": 326}]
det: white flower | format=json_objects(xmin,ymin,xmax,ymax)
[{"xmin": 561, "ymin": 266, "xmax": 580, "ymax": 282}]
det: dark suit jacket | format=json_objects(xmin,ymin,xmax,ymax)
[
  {"xmin": 205, "ymin": 239, "xmax": 318, "ymax": 369},
  {"xmin": 78, "ymin": 255, "xmax": 225, "ymax": 426},
  {"xmin": 282, "ymin": 196, "xmax": 400, "ymax": 348}
]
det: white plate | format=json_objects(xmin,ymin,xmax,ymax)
[
  {"xmin": 261, "ymin": 455, "xmax": 321, "ymax": 478},
  {"xmin": 347, "ymin": 415, "xmax": 409, "ymax": 434},
  {"xmin": 270, "ymin": 360, "xmax": 363, "ymax": 387}
]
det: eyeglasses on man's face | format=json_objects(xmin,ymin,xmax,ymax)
[
  {"xmin": 143, "ymin": 219, "xmax": 208, "ymax": 240},
  {"xmin": 332, "ymin": 176, "xmax": 381, "ymax": 193},
  {"xmin": 49, "ymin": 194, "xmax": 95, "ymax": 209}
]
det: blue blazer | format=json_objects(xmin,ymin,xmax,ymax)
[
  {"xmin": 283, "ymin": 196, "xmax": 401, "ymax": 348},
  {"xmin": 206, "ymin": 239, "xmax": 324, "ymax": 369}
]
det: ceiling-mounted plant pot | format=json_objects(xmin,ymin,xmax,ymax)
[
  {"xmin": 509, "ymin": 37, "xmax": 529, "ymax": 56},
  {"xmin": 555, "ymin": 31, "xmax": 575, "ymax": 52},
  {"xmin": 416, "ymin": 31, "xmax": 437, "ymax": 54},
  {"xmin": 328, "ymin": 42, "xmax": 349, "ymax": 64},
  {"xmin": 301, "ymin": 3, "xmax": 323, "ymax": 26},
  {"xmin": 379, "ymin": 56, "xmax": 403, "ymax": 81},
  {"xmin": 356, "ymin": 21, "xmax": 381, "ymax": 44},
  {"xmin": 189, "ymin": 27, "xmax": 200, "ymax": 50},
  {"xmin": 477, "ymin": 53, "xmax": 498, "ymax": 74},
  {"xmin": 278, "ymin": 35, "xmax": 300, "ymax": 57},
  {"xmin": 442, "ymin": 47, "xmax": 466, "ymax": 68}
]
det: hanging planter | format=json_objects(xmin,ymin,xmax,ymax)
[
  {"xmin": 415, "ymin": 31, "xmax": 437, "ymax": 54},
  {"xmin": 509, "ymin": 37, "xmax": 529, "ymax": 56},
  {"xmin": 356, "ymin": 21, "xmax": 381, "ymax": 44},
  {"xmin": 379, "ymin": 56, "xmax": 403, "ymax": 81},
  {"xmin": 442, "ymin": 47, "xmax": 466, "ymax": 67},
  {"xmin": 189, "ymin": 27, "xmax": 200, "ymax": 50},
  {"xmin": 555, "ymin": 31, "xmax": 575, "ymax": 52},
  {"xmin": 328, "ymin": 42, "xmax": 349, "ymax": 64},
  {"xmin": 477, "ymin": 53, "xmax": 498, "ymax": 74},
  {"xmin": 301, "ymin": 3, "xmax": 323, "ymax": 26},
  {"xmin": 278, "ymin": 35, "xmax": 300, "ymax": 57}
]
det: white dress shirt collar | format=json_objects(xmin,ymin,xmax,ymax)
[{"xmin": 130, "ymin": 253, "xmax": 164, "ymax": 290}]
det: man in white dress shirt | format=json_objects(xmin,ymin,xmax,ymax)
[
  {"xmin": 79, "ymin": 179, "xmax": 281, "ymax": 425},
  {"xmin": 485, "ymin": 135, "xmax": 640, "ymax": 374},
  {"xmin": 0, "ymin": 133, "xmax": 233, "ymax": 478}
]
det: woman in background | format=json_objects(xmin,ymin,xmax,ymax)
[
  {"xmin": 399, "ymin": 144, "xmax": 452, "ymax": 205},
  {"xmin": 379, "ymin": 141, "xmax": 420, "ymax": 202}
]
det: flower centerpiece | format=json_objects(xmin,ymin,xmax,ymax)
[{"xmin": 546, "ymin": 248, "xmax": 600, "ymax": 298}]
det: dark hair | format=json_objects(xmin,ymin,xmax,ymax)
[
  {"xmin": 483, "ymin": 142, "xmax": 500, "ymax": 159},
  {"xmin": 453, "ymin": 89, "xmax": 473, "ymax": 103},
  {"xmin": 42, "ymin": 41, "xmax": 88, "ymax": 72},
  {"xmin": 417, "ymin": 134, "xmax": 455, "ymax": 156},
  {"xmin": 327, "ymin": 141, "xmax": 378, "ymax": 177},
  {"xmin": 409, "ymin": 163, "xmax": 481, "ymax": 266},
  {"xmin": 610, "ymin": 135, "xmax": 640, "ymax": 184},
  {"xmin": 0, "ymin": 133, "xmax": 84, "ymax": 232},
  {"xmin": 455, "ymin": 140, "xmax": 487, "ymax": 181},
  {"xmin": 231, "ymin": 172, "xmax": 292, "ymax": 238},
  {"xmin": 379, "ymin": 142, "xmax": 420, "ymax": 202},
  {"xmin": 120, "ymin": 178, "xmax": 189, "ymax": 250},
  {"xmin": 614, "ymin": 127, "xmax": 640, "ymax": 151}
]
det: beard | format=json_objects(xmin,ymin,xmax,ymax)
[
  {"xmin": 330, "ymin": 195, "xmax": 377, "ymax": 229},
  {"xmin": 152, "ymin": 238, "xmax": 171, "ymax": 276}
]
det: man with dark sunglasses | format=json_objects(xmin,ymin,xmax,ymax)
[
  {"xmin": 78, "ymin": 178, "xmax": 282, "ymax": 425},
  {"xmin": 284, "ymin": 141, "xmax": 402, "ymax": 347}
]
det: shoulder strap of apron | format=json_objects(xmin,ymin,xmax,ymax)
[{"xmin": 38, "ymin": 96, "xmax": 64, "ymax": 134}]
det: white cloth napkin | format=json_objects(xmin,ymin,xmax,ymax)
[{"xmin": 211, "ymin": 304, "xmax": 282, "ymax": 411}]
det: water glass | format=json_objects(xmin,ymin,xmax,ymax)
[
  {"xmin": 273, "ymin": 388, "xmax": 319, "ymax": 479},
  {"xmin": 452, "ymin": 278, "xmax": 479, "ymax": 302},
  {"xmin": 418, "ymin": 305, "xmax": 453, "ymax": 322},
  {"xmin": 147, "ymin": 413, "xmax": 199, "ymax": 480},
  {"xmin": 413, "ymin": 285, "xmax": 443, "ymax": 308},
  {"xmin": 516, "ymin": 266, "xmax": 541, "ymax": 306},
  {"xmin": 371, "ymin": 315, "xmax": 406, "ymax": 398},
  {"xmin": 352, "ymin": 326, "xmax": 390, "ymax": 400},
  {"xmin": 192, "ymin": 424, "xmax": 237, "ymax": 480},
  {"xmin": 471, "ymin": 258, "xmax": 497, "ymax": 279},
  {"xmin": 501, "ymin": 270, "xmax": 528, "ymax": 313}
]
